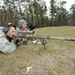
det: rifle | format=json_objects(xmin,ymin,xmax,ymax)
[{"xmin": 14, "ymin": 31, "xmax": 75, "ymax": 49}]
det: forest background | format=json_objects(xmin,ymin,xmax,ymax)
[{"xmin": 0, "ymin": 0, "xmax": 75, "ymax": 27}]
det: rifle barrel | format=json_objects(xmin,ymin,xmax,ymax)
[{"xmin": 25, "ymin": 35, "xmax": 75, "ymax": 41}]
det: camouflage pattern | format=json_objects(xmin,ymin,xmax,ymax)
[
  {"xmin": 16, "ymin": 27, "xmax": 30, "ymax": 36},
  {"xmin": 16, "ymin": 27, "xmax": 33, "ymax": 45},
  {"xmin": 0, "ymin": 28, "xmax": 16, "ymax": 53},
  {"xmin": 16, "ymin": 27, "xmax": 30, "ymax": 32}
]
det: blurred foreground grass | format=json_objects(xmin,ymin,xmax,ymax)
[{"xmin": 0, "ymin": 26, "xmax": 75, "ymax": 75}]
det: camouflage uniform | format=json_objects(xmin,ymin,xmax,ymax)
[
  {"xmin": 0, "ymin": 28, "xmax": 16, "ymax": 53},
  {"xmin": 16, "ymin": 27, "xmax": 30, "ymax": 32},
  {"xmin": 17, "ymin": 19, "xmax": 35, "ymax": 45}
]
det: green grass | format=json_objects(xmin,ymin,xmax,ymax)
[
  {"xmin": 35, "ymin": 26, "xmax": 75, "ymax": 37},
  {"xmin": 0, "ymin": 26, "xmax": 75, "ymax": 75}
]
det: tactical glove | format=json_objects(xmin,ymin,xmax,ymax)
[{"xmin": 15, "ymin": 39, "xmax": 21, "ymax": 45}]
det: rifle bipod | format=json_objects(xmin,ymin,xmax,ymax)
[
  {"xmin": 38, "ymin": 39, "xmax": 47, "ymax": 55},
  {"xmin": 40, "ymin": 39, "xmax": 47, "ymax": 49}
]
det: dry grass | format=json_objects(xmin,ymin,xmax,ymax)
[{"xmin": 0, "ymin": 26, "xmax": 75, "ymax": 75}]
